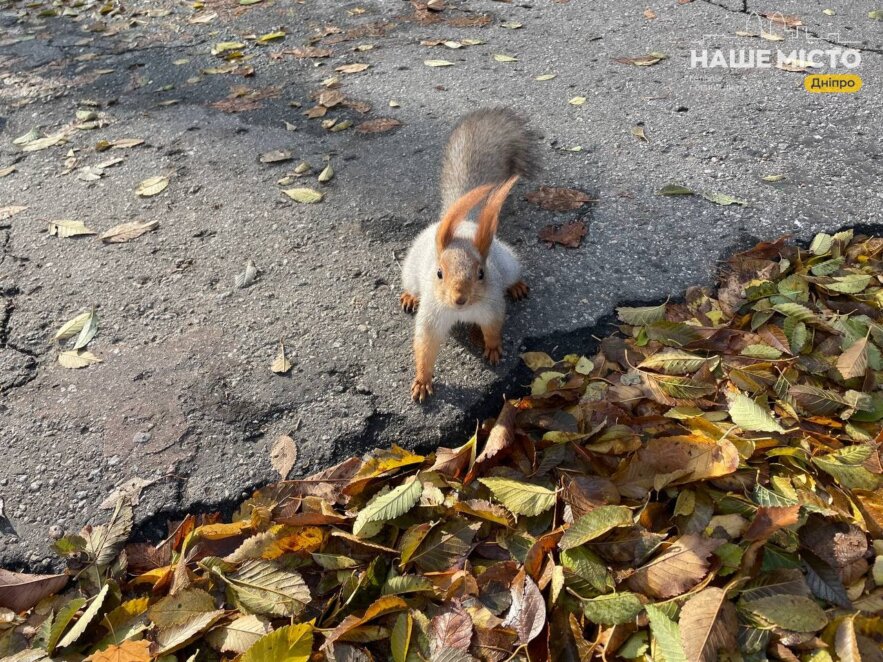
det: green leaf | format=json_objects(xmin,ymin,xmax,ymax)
[
  {"xmin": 812, "ymin": 444, "xmax": 880, "ymax": 490},
  {"xmin": 638, "ymin": 349, "xmax": 708, "ymax": 375},
  {"xmin": 353, "ymin": 478, "xmax": 423, "ymax": 536},
  {"xmin": 772, "ymin": 302, "xmax": 820, "ymax": 325},
  {"xmin": 658, "ymin": 184, "xmax": 694, "ymax": 196},
  {"xmin": 645, "ymin": 603, "xmax": 687, "ymax": 662},
  {"xmin": 727, "ymin": 392, "xmax": 785, "ymax": 433},
  {"xmin": 617, "ymin": 302, "xmax": 667, "ymax": 325},
  {"xmin": 581, "ymin": 592, "xmax": 644, "ymax": 624},
  {"xmin": 73, "ymin": 309, "xmax": 97, "ymax": 350},
  {"xmin": 57, "ymin": 583, "xmax": 109, "ymax": 649},
  {"xmin": 825, "ymin": 274, "xmax": 871, "ymax": 294},
  {"xmin": 700, "ymin": 191, "xmax": 748, "ymax": 206},
  {"xmin": 218, "ymin": 560, "xmax": 311, "ymax": 617},
  {"xmin": 810, "ymin": 257, "xmax": 844, "ymax": 276},
  {"xmin": 282, "ymin": 188, "xmax": 323, "ymax": 204},
  {"xmin": 240, "ymin": 622, "xmax": 313, "ymax": 662},
  {"xmin": 561, "ymin": 547, "xmax": 614, "ymax": 594},
  {"xmin": 46, "ymin": 597, "xmax": 86, "ymax": 653},
  {"xmin": 390, "ymin": 612, "xmax": 412, "ymax": 662},
  {"xmin": 809, "ymin": 233, "xmax": 833, "ymax": 255},
  {"xmin": 479, "ymin": 478, "xmax": 557, "ymax": 517},
  {"xmin": 559, "ymin": 505, "xmax": 633, "ymax": 550},
  {"xmin": 740, "ymin": 344, "xmax": 782, "ymax": 359},
  {"xmin": 381, "ymin": 574, "xmax": 434, "ymax": 596},
  {"xmin": 742, "ymin": 594, "xmax": 828, "ymax": 632}
]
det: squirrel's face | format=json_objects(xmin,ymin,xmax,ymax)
[{"xmin": 435, "ymin": 243, "xmax": 486, "ymax": 309}]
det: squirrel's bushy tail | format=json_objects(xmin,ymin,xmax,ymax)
[{"xmin": 440, "ymin": 107, "xmax": 541, "ymax": 213}]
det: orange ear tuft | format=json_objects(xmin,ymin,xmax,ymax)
[
  {"xmin": 474, "ymin": 175, "xmax": 519, "ymax": 257},
  {"xmin": 436, "ymin": 184, "xmax": 495, "ymax": 254}
]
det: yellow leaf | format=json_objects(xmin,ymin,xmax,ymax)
[
  {"xmin": 48, "ymin": 220, "xmax": 95, "ymax": 238},
  {"xmin": 569, "ymin": 96, "xmax": 586, "ymax": 105},
  {"xmin": 282, "ymin": 188, "xmax": 323, "ymax": 204},
  {"xmin": 424, "ymin": 59, "xmax": 454, "ymax": 67},
  {"xmin": 135, "ymin": 175, "xmax": 169, "ymax": 197},
  {"xmin": 58, "ymin": 350, "xmax": 102, "ymax": 368}
]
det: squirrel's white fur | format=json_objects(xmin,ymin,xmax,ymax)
[{"xmin": 400, "ymin": 108, "xmax": 541, "ymax": 402}]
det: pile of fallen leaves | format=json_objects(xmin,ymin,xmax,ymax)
[{"xmin": 2, "ymin": 230, "xmax": 883, "ymax": 661}]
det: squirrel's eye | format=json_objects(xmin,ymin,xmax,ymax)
[
  {"xmin": 437, "ymin": 269, "xmax": 443, "ymax": 279},
  {"xmin": 478, "ymin": 268, "xmax": 484, "ymax": 280}
]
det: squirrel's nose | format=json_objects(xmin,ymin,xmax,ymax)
[{"xmin": 455, "ymin": 295, "xmax": 467, "ymax": 306}]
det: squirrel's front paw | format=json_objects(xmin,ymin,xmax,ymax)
[
  {"xmin": 484, "ymin": 345, "xmax": 502, "ymax": 365},
  {"xmin": 411, "ymin": 378, "xmax": 434, "ymax": 402},
  {"xmin": 507, "ymin": 280, "xmax": 529, "ymax": 301},
  {"xmin": 400, "ymin": 293, "xmax": 419, "ymax": 314}
]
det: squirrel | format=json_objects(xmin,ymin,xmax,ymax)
[{"xmin": 400, "ymin": 107, "xmax": 541, "ymax": 402}]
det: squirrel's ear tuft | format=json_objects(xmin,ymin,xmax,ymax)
[
  {"xmin": 474, "ymin": 175, "xmax": 518, "ymax": 257},
  {"xmin": 436, "ymin": 184, "xmax": 494, "ymax": 254}
]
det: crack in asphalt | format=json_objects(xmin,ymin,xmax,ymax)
[{"xmin": 698, "ymin": 0, "xmax": 883, "ymax": 56}]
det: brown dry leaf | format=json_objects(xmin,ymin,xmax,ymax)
[
  {"xmin": 679, "ymin": 587, "xmax": 738, "ymax": 662},
  {"xmin": 836, "ymin": 337, "xmax": 868, "ymax": 380},
  {"xmin": 761, "ymin": 12, "xmax": 803, "ymax": 27},
  {"xmin": 356, "ymin": 118, "xmax": 402, "ymax": 134},
  {"xmin": 0, "ymin": 570, "xmax": 69, "ymax": 612},
  {"xmin": 86, "ymin": 639, "xmax": 151, "ymax": 662},
  {"xmin": 501, "ymin": 570, "xmax": 545, "ymax": 645},
  {"xmin": 615, "ymin": 52, "xmax": 667, "ymax": 66},
  {"xmin": 100, "ymin": 220, "xmax": 158, "ymax": 243},
  {"xmin": 537, "ymin": 220, "xmax": 588, "ymax": 248},
  {"xmin": 270, "ymin": 435, "xmax": 298, "ymax": 479},
  {"xmin": 318, "ymin": 90, "xmax": 346, "ymax": 108},
  {"xmin": 336, "ymin": 63, "xmax": 370, "ymax": 73},
  {"xmin": 429, "ymin": 604, "xmax": 473, "ymax": 652},
  {"xmin": 525, "ymin": 186, "xmax": 595, "ymax": 211},
  {"xmin": 0, "ymin": 165, "xmax": 15, "ymax": 177},
  {"xmin": 643, "ymin": 7, "xmax": 657, "ymax": 19},
  {"xmin": 744, "ymin": 505, "xmax": 800, "ymax": 541},
  {"xmin": 625, "ymin": 533, "xmax": 721, "ymax": 598}
]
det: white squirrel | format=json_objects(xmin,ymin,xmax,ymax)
[{"xmin": 400, "ymin": 108, "xmax": 541, "ymax": 401}]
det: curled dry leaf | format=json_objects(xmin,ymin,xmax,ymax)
[
  {"xmin": 100, "ymin": 220, "xmax": 158, "ymax": 243},
  {"xmin": 525, "ymin": 186, "xmax": 595, "ymax": 211},
  {"xmin": 356, "ymin": 118, "xmax": 402, "ymax": 134},
  {"xmin": 259, "ymin": 149, "xmax": 293, "ymax": 164},
  {"xmin": 537, "ymin": 220, "xmax": 588, "ymax": 249},
  {"xmin": 235, "ymin": 260, "xmax": 259, "ymax": 289},
  {"xmin": 614, "ymin": 52, "xmax": 668, "ymax": 66},
  {"xmin": 335, "ymin": 63, "xmax": 370, "ymax": 73},
  {"xmin": 49, "ymin": 220, "xmax": 96, "ymax": 238}
]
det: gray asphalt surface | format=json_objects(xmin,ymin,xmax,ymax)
[{"xmin": 1, "ymin": 0, "xmax": 881, "ymax": 568}]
